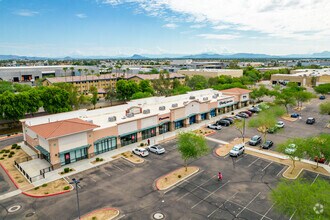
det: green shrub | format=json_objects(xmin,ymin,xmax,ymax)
[
  {"xmin": 178, "ymin": 175, "xmax": 182, "ymax": 178},
  {"xmin": 63, "ymin": 186, "xmax": 70, "ymax": 190},
  {"xmin": 100, "ymin": 158, "xmax": 104, "ymax": 161},
  {"xmin": 42, "ymin": 183, "xmax": 47, "ymax": 187},
  {"xmin": 16, "ymin": 146, "xmax": 21, "ymax": 149},
  {"xmin": 60, "ymin": 172, "xmax": 64, "ymax": 174},
  {"xmin": 96, "ymin": 157, "xmax": 100, "ymax": 162},
  {"xmin": 0, "ymin": 150, "xmax": 4, "ymax": 154},
  {"xmin": 0, "ymin": 158, "xmax": 4, "ymax": 160},
  {"xmin": 64, "ymin": 168, "xmax": 70, "ymax": 173},
  {"xmin": 34, "ymin": 187, "xmax": 39, "ymax": 190},
  {"xmin": 11, "ymin": 146, "xmax": 16, "ymax": 149},
  {"xmin": 44, "ymin": 192, "xmax": 49, "ymax": 195},
  {"xmin": 140, "ymin": 143, "xmax": 144, "ymax": 147},
  {"xmin": 5, "ymin": 150, "xmax": 10, "ymax": 153},
  {"xmin": 7, "ymin": 134, "xmax": 10, "ymax": 137},
  {"xmin": 10, "ymin": 151, "xmax": 15, "ymax": 155},
  {"xmin": 3, "ymin": 154, "xmax": 7, "ymax": 157},
  {"xmin": 92, "ymin": 217, "xmax": 97, "ymax": 220},
  {"xmin": 8, "ymin": 155, "xmax": 12, "ymax": 158},
  {"xmin": 69, "ymin": 168, "xmax": 73, "ymax": 171}
]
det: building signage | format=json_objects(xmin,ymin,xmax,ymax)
[
  {"xmin": 159, "ymin": 116, "xmax": 170, "ymax": 121},
  {"xmin": 218, "ymin": 99, "xmax": 234, "ymax": 108}
]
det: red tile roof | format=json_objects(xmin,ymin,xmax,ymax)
[
  {"xmin": 29, "ymin": 118, "xmax": 99, "ymax": 139},
  {"xmin": 220, "ymin": 88, "xmax": 252, "ymax": 94}
]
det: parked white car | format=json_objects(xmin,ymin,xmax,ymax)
[
  {"xmin": 147, "ymin": 145, "xmax": 165, "ymax": 154},
  {"xmin": 229, "ymin": 144, "xmax": 245, "ymax": 157},
  {"xmin": 276, "ymin": 121, "xmax": 285, "ymax": 128},
  {"xmin": 285, "ymin": 144, "xmax": 296, "ymax": 155},
  {"xmin": 132, "ymin": 147, "xmax": 149, "ymax": 157},
  {"xmin": 207, "ymin": 123, "xmax": 222, "ymax": 130}
]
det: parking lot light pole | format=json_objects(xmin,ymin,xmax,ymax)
[
  {"xmin": 243, "ymin": 117, "xmax": 246, "ymax": 143},
  {"xmin": 70, "ymin": 178, "xmax": 81, "ymax": 220}
]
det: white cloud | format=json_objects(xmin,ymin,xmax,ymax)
[
  {"xmin": 198, "ymin": 34, "xmax": 239, "ymax": 40},
  {"xmin": 100, "ymin": 0, "xmax": 330, "ymax": 41},
  {"xmin": 76, "ymin": 13, "xmax": 87, "ymax": 19},
  {"xmin": 213, "ymin": 24, "xmax": 231, "ymax": 30},
  {"xmin": 190, "ymin": 24, "xmax": 205, "ymax": 29},
  {"xmin": 13, "ymin": 9, "xmax": 38, "ymax": 17},
  {"xmin": 163, "ymin": 23, "xmax": 178, "ymax": 29}
]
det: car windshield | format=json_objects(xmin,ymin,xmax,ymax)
[
  {"xmin": 233, "ymin": 146, "xmax": 240, "ymax": 151},
  {"xmin": 252, "ymin": 136, "xmax": 259, "ymax": 141}
]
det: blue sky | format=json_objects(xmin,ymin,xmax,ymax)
[{"xmin": 1, "ymin": 0, "xmax": 330, "ymax": 57}]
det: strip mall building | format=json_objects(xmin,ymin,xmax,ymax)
[{"xmin": 21, "ymin": 88, "xmax": 251, "ymax": 168}]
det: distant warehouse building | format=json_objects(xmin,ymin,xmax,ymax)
[
  {"xmin": 0, "ymin": 65, "xmax": 99, "ymax": 83},
  {"xmin": 271, "ymin": 69, "xmax": 330, "ymax": 87},
  {"xmin": 177, "ymin": 69, "xmax": 243, "ymax": 78}
]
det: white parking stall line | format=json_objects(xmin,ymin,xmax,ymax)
[
  {"xmin": 312, "ymin": 174, "xmax": 319, "ymax": 185},
  {"xmin": 112, "ymin": 164, "xmax": 124, "ymax": 171},
  {"xmin": 262, "ymin": 162, "xmax": 272, "ymax": 171},
  {"xmin": 177, "ymin": 175, "xmax": 216, "ymax": 201},
  {"xmin": 207, "ymin": 191, "xmax": 239, "ymax": 218},
  {"xmin": 191, "ymin": 180, "xmax": 230, "ymax": 209},
  {"xmin": 224, "ymin": 154, "xmax": 229, "ymax": 159},
  {"xmin": 236, "ymin": 156, "xmax": 244, "ymax": 162},
  {"xmin": 103, "ymin": 171, "xmax": 111, "ymax": 177},
  {"xmin": 235, "ymin": 192, "xmax": 261, "ymax": 217},
  {"xmin": 260, "ymin": 204, "xmax": 274, "ymax": 220},
  {"xmin": 90, "ymin": 177, "xmax": 97, "ymax": 182},
  {"xmin": 248, "ymin": 158, "xmax": 260, "ymax": 167},
  {"xmin": 276, "ymin": 166, "xmax": 287, "ymax": 177}
]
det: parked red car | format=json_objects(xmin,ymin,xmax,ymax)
[
  {"xmin": 314, "ymin": 156, "xmax": 326, "ymax": 163},
  {"xmin": 240, "ymin": 111, "xmax": 253, "ymax": 117}
]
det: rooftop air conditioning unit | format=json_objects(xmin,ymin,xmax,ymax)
[
  {"xmin": 121, "ymin": 116, "xmax": 127, "ymax": 119},
  {"xmin": 85, "ymin": 119, "xmax": 93, "ymax": 124},
  {"xmin": 159, "ymin": 106, "xmax": 166, "ymax": 111},
  {"xmin": 183, "ymin": 101, "xmax": 189, "ymax": 105},
  {"xmin": 203, "ymin": 97, "xmax": 208, "ymax": 101},
  {"xmin": 172, "ymin": 103, "xmax": 178, "ymax": 108},
  {"xmin": 143, "ymin": 109, "xmax": 150, "ymax": 114},
  {"xmin": 189, "ymin": 96, "xmax": 195, "ymax": 100},
  {"xmin": 127, "ymin": 113, "xmax": 134, "ymax": 118},
  {"xmin": 108, "ymin": 116, "xmax": 116, "ymax": 122}
]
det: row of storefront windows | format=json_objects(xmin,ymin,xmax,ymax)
[
  {"xmin": 94, "ymin": 137, "xmax": 117, "ymax": 155},
  {"xmin": 60, "ymin": 147, "xmax": 88, "ymax": 165},
  {"xmin": 142, "ymin": 127, "xmax": 156, "ymax": 140}
]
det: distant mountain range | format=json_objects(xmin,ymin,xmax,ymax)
[{"xmin": 1, "ymin": 51, "xmax": 330, "ymax": 60}]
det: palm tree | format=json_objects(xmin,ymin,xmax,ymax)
[
  {"xmin": 78, "ymin": 68, "xmax": 82, "ymax": 92},
  {"xmin": 84, "ymin": 68, "xmax": 89, "ymax": 93},
  {"xmin": 70, "ymin": 66, "xmax": 74, "ymax": 82},
  {"xmin": 63, "ymin": 67, "xmax": 68, "ymax": 82}
]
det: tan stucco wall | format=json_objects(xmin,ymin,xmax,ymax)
[{"xmin": 49, "ymin": 139, "xmax": 60, "ymax": 165}]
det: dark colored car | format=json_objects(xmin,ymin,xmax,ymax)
[
  {"xmin": 291, "ymin": 113, "xmax": 300, "ymax": 118},
  {"xmin": 236, "ymin": 113, "xmax": 249, "ymax": 118},
  {"xmin": 319, "ymin": 95, "xmax": 326, "ymax": 100},
  {"xmin": 261, "ymin": 140, "xmax": 274, "ymax": 149},
  {"xmin": 314, "ymin": 156, "xmax": 325, "ymax": 163},
  {"xmin": 248, "ymin": 107, "xmax": 260, "ymax": 113},
  {"xmin": 306, "ymin": 117, "xmax": 315, "ymax": 124},
  {"xmin": 216, "ymin": 120, "xmax": 230, "ymax": 127},
  {"xmin": 222, "ymin": 117, "xmax": 234, "ymax": 124}
]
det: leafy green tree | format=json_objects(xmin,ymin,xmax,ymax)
[
  {"xmin": 89, "ymin": 86, "xmax": 98, "ymax": 109},
  {"xmin": 23, "ymin": 89, "xmax": 43, "ymax": 116},
  {"xmin": 274, "ymin": 89, "xmax": 296, "ymax": 114},
  {"xmin": 0, "ymin": 81, "xmax": 14, "ymax": 94},
  {"xmin": 243, "ymin": 66, "xmax": 261, "ymax": 83},
  {"xmin": 152, "ymin": 71, "xmax": 172, "ymax": 96},
  {"xmin": 116, "ymin": 80, "xmax": 139, "ymax": 100},
  {"xmin": 250, "ymin": 85, "xmax": 269, "ymax": 102},
  {"xmin": 172, "ymin": 85, "xmax": 192, "ymax": 95},
  {"xmin": 249, "ymin": 106, "xmax": 285, "ymax": 145},
  {"xmin": 213, "ymin": 82, "xmax": 247, "ymax": 91},
  {"xmin": 131, "ymin": 92, "xmax": 152, "ymax": 100},
  {"xmin": 172, "ymin": 78, "xmax": 181, "ymax": 89},
  {"xmin": 0, "ymin": 91, "xmax": 27, "ymax": 120},
  {"xmin": 177, "ymin": 132, "xmax": 209, "ymax": 171},
  {"xmin": 53, "ymin": 82, "xmax": 79, "ymax": 110},
  {"xmin": 271, "ymin": 178, "xmax": 330, "ymax": 220},
  {"xmin": 293, "ymin": 90, "xmax": 315, "ymax": 109},
  {"xmin": 301, "ymin": 134, "xmax": 330, "ymax": 168},
  {"xmin": 319, "ymin": 101, "xmax": 330, "ymax": 115},
  {"xmin": 314, "ymin": 83, "xmax": 330, "ymax": 95},
  {"xmin": 13, "ymin": 83, "xmax": 32, "ymax": 92},
  {"xmin": 187, "ymin": 75, "xmax": 208, "ymax": 90},
  {"xmin": 78, "ymin": 94, "xmax": 89, "ymax": 106},
  {"xmin": 277, "ymin": 138, "xmax": 305, "ymax": 173},
  {"xmin": 139, "ymin": 80, "xmax": 154, "ymax": 94},
  {"xmin": 104, "ymin": 86, "xmax": 117, "ymax": 106},
  {"xmin": 39, "ymin": 87, "xmax": 72, "ymax": 113}
]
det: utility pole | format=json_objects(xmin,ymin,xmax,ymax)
[{"xmin": 70, "ymin": 178, "xmax": 81, "ymax": 220}]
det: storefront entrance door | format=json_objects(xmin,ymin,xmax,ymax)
[{"xmin": 65, "ymin": 152, "xmax": 71, "ymax": 164}]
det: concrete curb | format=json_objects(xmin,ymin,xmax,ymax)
[
  {"xmin": 0, "ymin": 162, "xmax": 19, "ymax": 189},
  {"xmin": 282, "ymin": 167, "xmax": 304, "ymax": 180},
  {"xmin": 22, "ymin": 187, "xmax": 72, "ymax": 198},
  {"xmin": 0, "ymin": 134, "xmax": 23, "ymax": 142},
  {"xmin": 155, "ymin": 166, "xmax": 200, "ymax": 191},
  {"xmin": 81, "ymin": 207, "xmax": 120, "ymax": 220}
]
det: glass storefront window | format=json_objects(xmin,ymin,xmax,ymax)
[
  {"xmin": 60, "ymin": 147, "xmax": 88, "ymax": 165},
  {"xmin": 159, "ymin": 122, "xmax": 170, "ymax": 134},
  {"xmin": 210, "ymin": 109, "xmax": 216, "ymax": 117},
  {"xmin": 201, "ymin": 113, "xmax": 207, "ymax": 120},
  {"xmin": 94, "ymin": 137, "xmax": 117, "ymax": 155},
  {"xmin": 175, "ymin": 120, "xmax": 184, "ymax": 129},
  {"xmin": 120, "ymin": 133, "xmax": 137, "ymax": 146},
  {"xmin": 189, "ymin": 115, "xmax": 196, "ymax": 125},
  {"xmin": 141, "ymin": 127, "xmax": 156, "ymax": 140}
]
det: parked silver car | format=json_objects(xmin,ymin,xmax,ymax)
[
  {"xmin": 147, "ymin": 144, "xmax": 165, "ymax": 154},
  {"xmin": 132, "ymin": 147, "xmax": 149, "ymax": 157},
  {"xmin": 229, "ymin": 144, "xmax": 245, "ymax": 157},
  {"xmin": 207, "ymin": 123, "xmax": 222, "ymax": 130}
]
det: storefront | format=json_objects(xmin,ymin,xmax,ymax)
[
  {"xmin": 159, "ymin": 122, "xmax": 170, "ymax": 134},
  {"xmin": 59, "ymin": 145, "xmax": 89, "ymax": 165},
  {"xmin": 174, "ymin": 120, "xmax": 184, "ymax": 129},
  {"xmin": 189, "ymin": 115, "xmax": 196, "ymax": 125},
  {"xmin": 94, "ymin": 136, "xmax": 117, "ymax": 155},
  {"xmin": 210, "ymin": 109, "xmax": 216, "ymax": 117},
  {"xmin": 141, "ymin": 127, "xmax": 156, "ymax": 140},
  {"xmin": 200, "ymin": 113, "xmax": 207, "ymax": 120},
  {"xmin": 120, "ymin": 132, "xmax": 137, "ymax": 146},
  {"xmin": 36, "ymin": 145, "xmax": 50, "ymax": 163}
]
